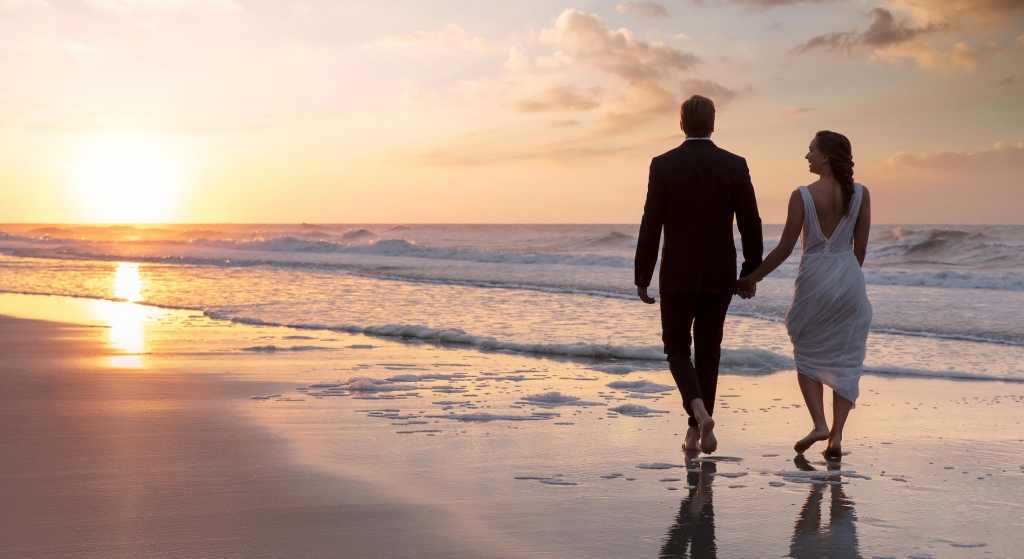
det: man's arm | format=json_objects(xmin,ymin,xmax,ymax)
[
  {"xmin": 634, "ymin": 159, "xmax": 665, "ymax": 294},
  {"xmin": 735, "ymin": 159, "xmax": 763, "ymax": 278}
]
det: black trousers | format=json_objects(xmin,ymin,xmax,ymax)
[{"xmin": 660, "ymin": 292, "xmax": 733, "ymax": 428}]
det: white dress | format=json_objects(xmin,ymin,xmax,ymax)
[{"xmin": 785, "ymin": 183, "xmax": 872, "ymax": 405}]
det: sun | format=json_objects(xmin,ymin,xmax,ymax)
[{"xmin": 74, "ymin": 140, "xmax": 182, "ymax": 223}]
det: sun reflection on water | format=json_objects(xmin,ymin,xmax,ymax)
[
  {"xmin": 106, "ymin": 262, "xmax": 147, "ymax": 368},
  {"xmin": 114, "ymin": 262, "xmax": 143, "ymax": 302}
]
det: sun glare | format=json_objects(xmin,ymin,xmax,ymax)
[
  {"xmin": 106, "ymin": 262, "xmax": 147, "ymax": 368},
  {"xmin": 74, "ymin": 141, "xmax": 181, "ymax": 223}
]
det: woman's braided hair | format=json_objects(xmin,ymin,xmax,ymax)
[{"xmin": 815, "ymin": 130, "xmax": 855, "ymax": 215}]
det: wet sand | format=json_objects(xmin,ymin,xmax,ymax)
[
  {"xmin": 2, "ymin": 293, "xmax": 1023, "ymax": 558},
  {"xmin": 0, "ymin": 315, "xmax": 513, "ymax": 558}
]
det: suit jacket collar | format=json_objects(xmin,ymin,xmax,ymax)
[{"xmin": 681, "ymin": 139, "xmax": 716, "ymax": 149}]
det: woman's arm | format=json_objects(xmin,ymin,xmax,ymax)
[
  {"xmin": 737, "ymin": 189, "xmax": 804, "ymax": 292},
  {"xmin": 852, "ymin": 186, "xmax": 871, "ymax": 267}
]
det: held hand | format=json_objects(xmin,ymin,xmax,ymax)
[
  {"xmin": 736, "ymin": 277, "xmax": 757, "ymax": 299},
  {"xmin": 637, "ymin": 286, "xmax": 657, "ymax": 304}
]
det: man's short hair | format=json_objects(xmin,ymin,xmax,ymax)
[{"xmin": 681, "ymin": 95, "xmax": 715, "ymax": 137}]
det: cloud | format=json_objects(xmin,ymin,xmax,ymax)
[
  {"xmin": 383, "ymin": 24, "xmax": 496, "ymax": 53},
  {"xmin": 1017, "ymin": 34, "xmax": 1024, "ymax": 47},
  {"xmin": 681, "ymin": 78, "xmax": 741, "ymax": 103},
  {"xmin": 883, "ymin": 141, "xmax": 1024, "ymax": 170},
  {"xmin": 460, "ymin": 37, "xmax": 499, "ymax": 54},
  {"xmin": 866, "ymin": 142, "xmax": 1024, "ymax": 223},
  {"xmin": 791, "ymin": 31, "xmax": 858, "ymax": 54},
  {"xmin": 536, "ymin": 51, "xmax": 572, "ymax": 70},
  {"xmin": 507, "ymin": 85, "xmax": 604, "ymax": 113},
  {"xmin": 793, "ymin": 8, "xmax": 976, "ymax": 71},
  {"xmin": 550, "ymin": 119, "xmax": 581, "ymax": 127},
  {"xmin": 793, "ymin": 8, "xmax": 942, "ymax": 53},
  {"xmin": 859, "ymin": 7, "xmax": 946, "ymax": 47},
  {"xmin": 529, "ymin": 9, "xmax": 701, "ymax": 134},
  {"xmin": 1000, "ymin": 75, "xmax": 1016, "ymax": 86},
  {"xmin": 789, "ymin": 107, "xmax": 812, "ymax": 113},
  {"xmin": 886, "ymin": 0, "xmax": 1024, "ymax": 23},
  {"xmin": 504, "ymin": 46, "xmax": 530, "ymax": 71},
  {"xmin": 870, "ymin": 41, "xmax": 977, "ymax": 71},
  {"xmin": 539, "ymin": 9, "xmax": 698, "ymax": 85},
  {"xmin": 615, "ymin": 1, "xmax": 670, "ymax": 18}
]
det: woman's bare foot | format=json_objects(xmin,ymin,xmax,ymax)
[
  {"xmin": 794, "ymin": 427, "xmax": 829, "ymax": 454},
  {"xmin": 682, "ymin": 426, "xmax": 700, "ymax": 452},
  {"xmin": 699, "ymin": 416, "xmax": 717, "ymax": 454},
  {"xmin": 822, "ymin": 434, "xmax": 842, "ymax": 461}
]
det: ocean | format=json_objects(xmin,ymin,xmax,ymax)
[{"xmin": 1, "ymin": 223, "xmax": 1022, "ymax": 382}]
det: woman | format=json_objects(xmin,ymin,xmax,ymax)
[{"xmin": 737, "ymin": 131, "xmax": 872, "ymax": 460}]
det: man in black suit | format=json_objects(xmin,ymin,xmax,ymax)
[{"xmin": 635, "ymin": 95, "xmax": 763, "ymax": 454}]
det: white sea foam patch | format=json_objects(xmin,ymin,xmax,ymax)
[
  {"xmin": 862, "ymin": 365, "xmax": 1022, "ymax": 382},
  {"xmin": 608, "ymin": 404, "xmax": 669, "ymax": 416},
  {"xmin": 242, "ymin": 345, "xmax": 333, "ymax": 352},
  {"xmin": 303, "ymin": 377, "xmax": 409, "ymax": 395},
  {"xmin": 518, "ymin": 392, "xmax": 605, "ymax": 407},
  {"xmin": 777, "ymin": 469, "xmax": 871, "ymax": 485},
  {"xmin": 429, "ymin": 412, "xmax": 554, "ymax": 422},
  {"xmin": 605, "ymin": 379, "xmax": 675, "ymax": 393}
]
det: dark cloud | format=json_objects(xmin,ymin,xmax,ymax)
[
  {"xmin": 508, "ymin": 86, "xmax": 604, "ymax": 113},
  {"xmin": 791, "ymin": 31, "xmax": 857, "ymax": 54},
  {"xmin": 792, "ymin": 8, "xmax": 943, "ymax": 54},
  {"xmin": 998, "ymin": 74, "xmax": 1016, "ymax": 85},
  {"xmin": 615, "ymin": 1, "xmax": 671, "ymax": 18},
  {"xmin": 860, "ymin": 8, "xmax": 945, "ymax": 47}
]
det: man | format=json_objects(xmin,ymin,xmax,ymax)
[{"xmin": 635, "ymin": 95, "xmax": 763, "ymax": 454}]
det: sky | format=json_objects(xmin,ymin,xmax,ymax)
[{"xmin": 0, "ymin": 0, "xmax": 1022, "ymax": 224}]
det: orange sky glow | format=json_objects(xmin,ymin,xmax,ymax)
[{"xmin": 1, "ymin": 0, "xmax": 1022, "ymax": 224}]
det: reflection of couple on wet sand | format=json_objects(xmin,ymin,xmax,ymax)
[
  {"xmin": 635, "ymin": 95, "xmax": 872, "ymax": 460},
  {"xmin": 659, "ymin": 456, "xmax": 862, "ymax": 559}
]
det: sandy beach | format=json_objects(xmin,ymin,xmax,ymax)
[
  {"xmin": 0, "ymin": 310, "xmax": 518, "ymax": 558},
  {"xmin": 2, "ymin": 292, "xmax": 1023, "ymax": 558}
]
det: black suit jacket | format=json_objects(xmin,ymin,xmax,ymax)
[{"xmin": 634, "ymin": 139, "xmax": 763, "ymax": 295}]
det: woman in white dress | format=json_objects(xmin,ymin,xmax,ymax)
[{"xmin": 737, "ymin": 131, "xmax": 872, "ymax": 461}]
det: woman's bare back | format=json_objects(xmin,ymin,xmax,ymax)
[{"xmin": 803, "ymin": 180, "xmax": 847, "ymax": 240}]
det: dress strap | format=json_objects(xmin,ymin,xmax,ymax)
[
  {"xmin": 847, "ymin": 183, "xmax": 864, "ymax": 223},
  {"xmin": 798, "ymin": 186, "xmax": 821, "ymax": 242}
]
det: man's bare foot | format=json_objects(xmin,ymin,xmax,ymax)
[
  {"xmin": 699, "ymin": 417, "xmax": 717, "ymax": 454},
  {"xmin": 794, "ymin": 427, "xmax": 829, "ymax": 454},
  {"xmin": 683, "ymin": 426, "xmax": 700, "ymax": 452}
]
